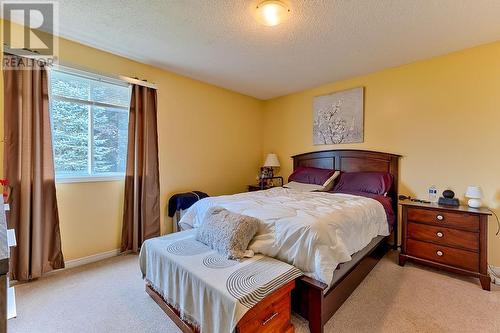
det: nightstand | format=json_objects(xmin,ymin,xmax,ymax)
[
  {"xmin": 248, "ymin": 184, "xmax": 272, "ymax": 192},
  {"xmin": 248, "ymin": 176, "xmax": 284, "ymax": 192},
  {"xmin": 399, "ymin": 201, "xmax": 492, "ymax": 290}
]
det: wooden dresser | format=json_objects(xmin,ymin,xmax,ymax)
[{"xmin": 399, "ymin": 201, "xmax": 492, "ymax": 290}]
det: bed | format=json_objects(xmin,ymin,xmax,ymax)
[
  {"xmin": 290, "ymin": 149, "xmax": 400, "ymax": 333},
  {"xmin": 144, "ymin": 149, "xmax": 400, "ymax": 333}
]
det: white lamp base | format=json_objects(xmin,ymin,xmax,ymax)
[{"xmin": 468, "ymin": 198, "xmax": 482, "ymax": 208}]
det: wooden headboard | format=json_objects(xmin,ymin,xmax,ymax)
[{"xmin": 292, "ymin": 149, "xmax": 401, "ymax": 246}]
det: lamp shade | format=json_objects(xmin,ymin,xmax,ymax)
[
  {"xmin": 465, "ymin": 186, "xmax": 482, "ymax": 199},
  {"xmin": 263, "ymin": 153, "xmax": 280, "ymax": 167}
]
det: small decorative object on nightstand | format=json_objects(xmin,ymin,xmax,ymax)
[
  {"xmin": 465, "ymin": 185, "xmax": 483, "ymax": 208},
  {"xmin": 437, "ymin": 189, "xmax": 459, "ymax": 207},
  {"xmin": 399, "ymin": 200, "xmax": 492, "ymax": 290}
]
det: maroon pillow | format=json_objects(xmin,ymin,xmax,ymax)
[
  {"xmin": 333, "ymin": 172, "xmax": 393, "ymax": 195},
  {"xmin": 288, "ymin": 167, "xmax": 336, "ymax": 186}
]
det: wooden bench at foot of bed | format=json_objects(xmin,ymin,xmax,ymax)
[{"xmin": 146, "ymin": 279, "xmax": 295, "ymax": 333}]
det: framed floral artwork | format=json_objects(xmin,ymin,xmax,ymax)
[{"xmin": 313, "ymin": 87, "xmax": 364, "ymax": 145}]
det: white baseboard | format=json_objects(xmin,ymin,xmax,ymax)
[
  {"xmin": 64, "ymin": 248, "xmax": 121, "ymax": 269},
  {"xmin": 10, "ymin": 248, "xmax": 122, "ymax": 285}
]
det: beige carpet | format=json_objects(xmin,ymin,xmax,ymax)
[{"xmin": 8, "ymin": 251, "xmax": 500, "ymax": 333}]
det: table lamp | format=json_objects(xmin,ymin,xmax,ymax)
[
  {"xmin": 263, "ymin": 153, "xmax": 280, "ymax": 178},
  {"xmin": 465, "ymin": 186, "xmax": 483, "ymax": 208}
]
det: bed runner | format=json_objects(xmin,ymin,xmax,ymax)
[{"xmin": 139, "ymin": 230, "xmax": 302, "ymax": 333}]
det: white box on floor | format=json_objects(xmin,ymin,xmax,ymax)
[
  {"xmin": 7, "ymin": 229, "xmax": 16, "ymax": 247},
  {"xmin": 7, "ymin": 286, "xmax": 16, "ymax": 319}
]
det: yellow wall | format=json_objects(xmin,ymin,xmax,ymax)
[
  {"xmin": 1, "ymin": 24, "xmax": 264, "ymax": 261},
  {"xmin": 262, "ymin": 41, "xmax": 500, "ymax": 265}
]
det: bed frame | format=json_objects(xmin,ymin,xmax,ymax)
[
  {"xmin": 291, "ymin": 149, "xmax": 400, "ymax": 333},
  {"xmin": 146, "ymin": 149, "xmax": 400, "ymax": 333}
]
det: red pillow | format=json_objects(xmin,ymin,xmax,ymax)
[
  {"xmin": 288, "ymin": 167, "xmax": 336, "ymax": 186},
  {"xmin": 333, "ymin": 172, "xmax": 393, "ymax": 195}
]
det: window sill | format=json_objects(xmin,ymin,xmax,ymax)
[{"xmin": 56, "ymin": 176, "xmax": 125, "ymax": 184}]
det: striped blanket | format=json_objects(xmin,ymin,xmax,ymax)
[{"xmin": 139, "ymin": 230, "xmax": 302, "ymax": 333}]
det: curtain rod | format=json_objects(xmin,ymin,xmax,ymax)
[
  {"xmin": 59, "ymin": 63, "xmax": 157, "ymax": 90},
  {"xmin": 3, "ymin": 45, "xmax": 158, "ymax": 90},
  {"xmin": 53, "ymin": 62, "xmax": 158, "ymax": 90}
]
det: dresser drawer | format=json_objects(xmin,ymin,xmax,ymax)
[
  {"xmin": 237, "ymin": 294, "xmax": 291, "ymax": 333},
  {"xmin": 407, "ymin": 222, "xmax": 479, "ymax": 251},
  {"xmin": 407, "ymin": 207, "xmax": 479, "ymax": 231},
  {"xmin": 406, "ymin": 239, "xmax": 479, "ymax": 272}
]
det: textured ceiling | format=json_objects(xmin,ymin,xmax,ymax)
[{"xmin": 17, "ymin": 0, "xmax": 500, "ymax": 99}]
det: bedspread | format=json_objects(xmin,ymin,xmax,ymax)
[
  {"xmin": 139, "ymin": 230, "xmax": 301, "ymax": 333},
  {"xmin": 179, "ymin": 187, "xmax": 389, "ymax": 287}
]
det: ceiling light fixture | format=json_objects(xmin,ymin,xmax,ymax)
[{"xmin": 256, "ymin": 1, "xmax": 290, "ymax": 27}]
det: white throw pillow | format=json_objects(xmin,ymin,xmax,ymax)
[
  {"xmin": 284, "ymin": 181, "xmax": 325, "ymax": 192},
  {"xmin": 284, "ymin": 170, "xmax": 340, "ymax": 192},
  {"xmin": 196, "ymin": 207, "xmax": 259, "ymax": 259},
  {"xmin": 322, "ymin": 170, "xmax": 340, "ymax": 191}
]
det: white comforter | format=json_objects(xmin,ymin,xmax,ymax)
[{"xmin": 179, "ymin": 187, "xmax": 389, "ymax": 286}]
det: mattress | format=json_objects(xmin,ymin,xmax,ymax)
[{"xmin": 330, "ymin": 235, "xmax": 386, "ymax": 288}]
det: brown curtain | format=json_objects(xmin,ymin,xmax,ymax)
[
  {"xmin": 121, "ymin": 84, "xmax": 160, "ymax": 252},
  {"xmin": 3, "ymin": 55, "xmax": 64, "ymax": 281}
]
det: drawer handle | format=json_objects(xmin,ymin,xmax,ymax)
[
  {"xmin": 436, "ymin": 232, "xmax": 444, "ymax": 238},
  {"xmin": 436, "ymin": 250, "xmax": 444, "ymax": 256},
  {"xmin": 436, "ymin": 214, "xmax": 444, "ymax": 221},
  {"xmin": 262, "ymin": 312, "xmax": 279, "ymax": 326}
]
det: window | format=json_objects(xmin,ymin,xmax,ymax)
[{"xmin": 49, "ymin": 68, "xmax": 131, "ymax": 182}]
